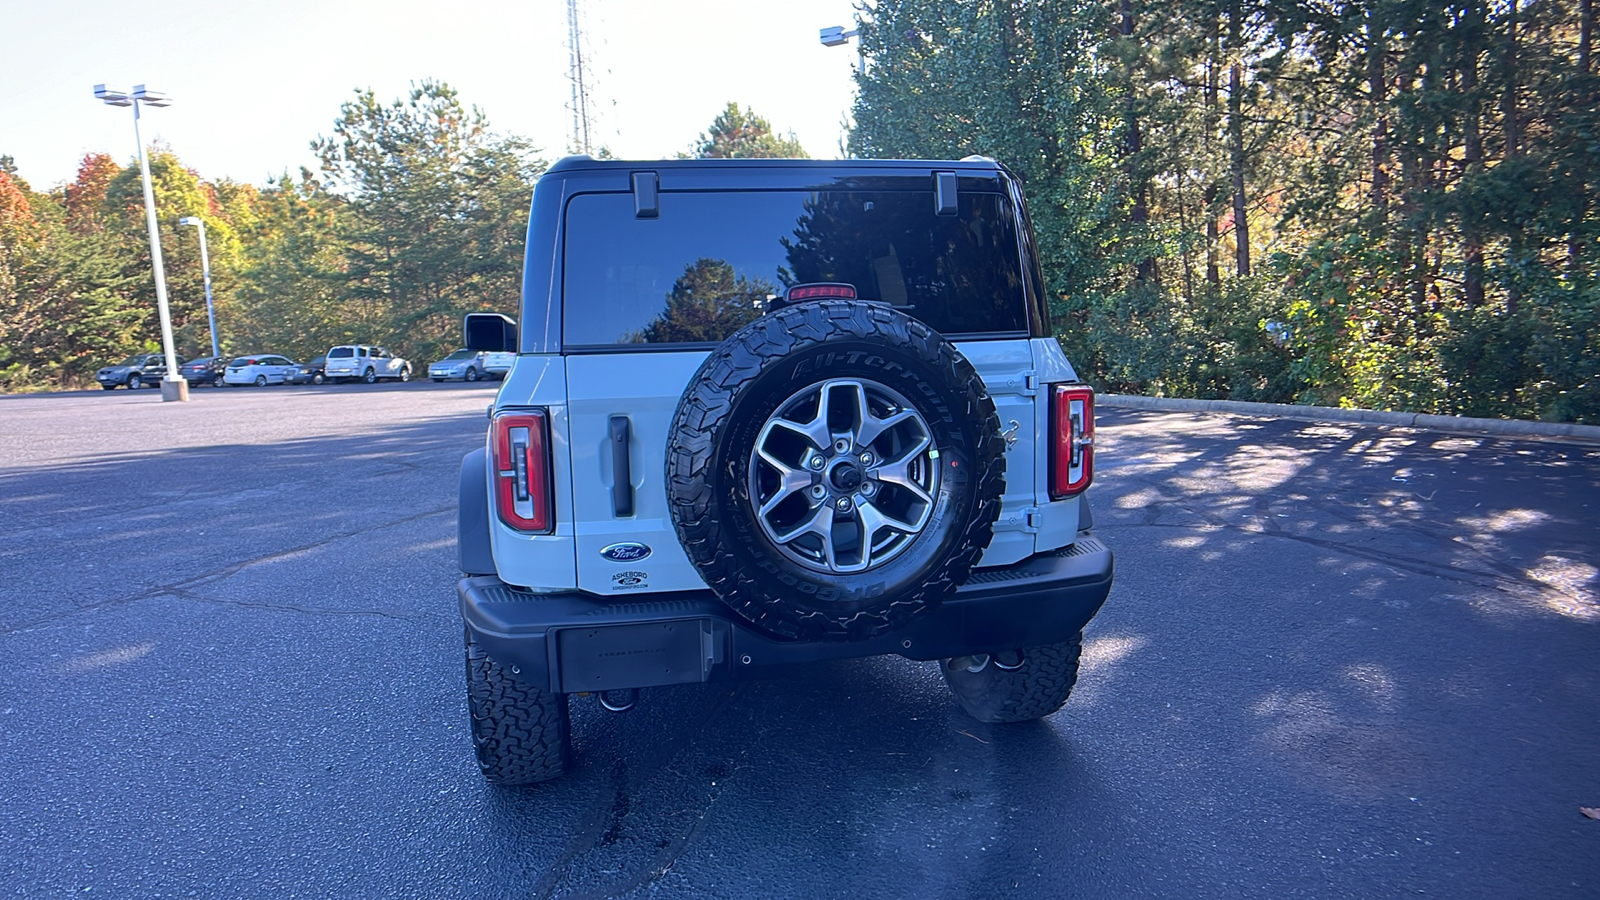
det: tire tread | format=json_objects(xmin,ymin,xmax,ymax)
[{"xmin": 464, "ymin": 631, "xmax": 570, "ymax": 784}]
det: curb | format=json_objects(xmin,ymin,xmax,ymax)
[{"xmin": 1099, "ymin": 394, "xmax": 1600, "ymax": 443}]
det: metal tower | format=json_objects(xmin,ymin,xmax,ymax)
[{"xmin": 566, "ymin": 0, "xmax": 593, "ymax": 155}]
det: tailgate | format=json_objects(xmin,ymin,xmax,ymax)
[{"xmin": 564, "ymin": 351, "xmax": 711, "ymax": 595}]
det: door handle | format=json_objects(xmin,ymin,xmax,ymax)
[{"xmin": 609, "ymin": 415, "xmax": 633, "ymax": 517}]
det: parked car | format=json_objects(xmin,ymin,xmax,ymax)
[
  {"xmin": 285, "ymin": 356, "xmax": 327, "ymax": 386},
  {"xmin": 323, "ymin": 345, "xmax": 411, "ymax": 384},
  {"xmin": 481, "ymin": 349, "xmax": 514, "ymax": 380},
  {"xmin": 95, "ymin": 353, "xmax": 170, "ymax": 390},
  {"xmin": 223, "ymin": 354, "xmax": 298, "ymax": 386},
  {"xmin": 453, "ymin": 156, "xmax": 1111, "ymax": 785},
  {"xmin": 178, "ymin": 356, "xmax": 228, "ymax": 387},
  {"xmin": 428, "ymin": 349, "xmax": 490, "ymax": 382}
]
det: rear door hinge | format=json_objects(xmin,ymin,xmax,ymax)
[
  {"xmin": 994, "ymin": 506, "xmax": 1040, "ymax": 534},
  {"xmin": 993, "ymin": 372, "xmax": 1038, "ymax": 397}
]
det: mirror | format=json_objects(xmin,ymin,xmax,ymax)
[{"xmin": 465, "ymin": 313, "xmax": 518, "ymax": 353}]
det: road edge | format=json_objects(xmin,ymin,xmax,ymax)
[{"xmin": 1099, "ymin": 394, "xmax": 1600, "ymax": 444}]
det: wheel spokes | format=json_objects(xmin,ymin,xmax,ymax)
[
  {"xmin": 873, "ymin": 435, "xmax": 935, "ymax": 506},
  {"xmin": 757, "ymin": 449, "xmax": 813, "ymax": 517},
  {"xmin": 773, "ymin": 502, "xmax": 833, "ymax": 547},
  {"xmin": 845, "ymin": 501, "xmax": 922, "ymax": 571},
  {"xmin": 854, "ymin": 408, "xmax": 917, "ymax": 451},
  {"xmin": 750, "ymin": 376, "xmax": 941, "ymax": 575}
]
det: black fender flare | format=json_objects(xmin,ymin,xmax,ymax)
[{"xmin": 458, "ymin": 449, "xmax": 497, "ymax": 576}]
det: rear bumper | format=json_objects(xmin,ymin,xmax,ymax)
[{"xmin": 460, "ymin": 535, "xmax": 1114, "ymax": 693}]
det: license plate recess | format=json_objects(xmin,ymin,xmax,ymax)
[{"xmin": 555, "ymin": 619, "xmax": 717, "ymax": 692}]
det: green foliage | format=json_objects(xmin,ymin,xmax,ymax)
[
  {"xmin": 685, "ymin": 103, "xmax": 809, "ymax": 159},
  {"xmin": 0, "ymin": 80, "xmax": 544, "ymax": 390},
  {"xmin": 311, "ymin": 80, "xmax": 545, "ymax": 364},
  {"xmin": 850, "ymin": 0, "xmax": 1600, "ymax": 422},
  {"xmin": 0, "ymin": 171, "xmax": 145, "ymax": 389},
  {"xmin": 631, "ymin": 258, "xmax": 770, "ymax": 343}
]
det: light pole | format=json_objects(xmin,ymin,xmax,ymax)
[
  {"xmin": 819, "ymin": 25, "xmax": 865, "ymax": 74},
  {"xmin": 94, "ymin": 83, "xmax": 188, "ymax": 402},
  {"xmin": 177, "ymin": 217, "xmax": 219, "ymax": 359}
]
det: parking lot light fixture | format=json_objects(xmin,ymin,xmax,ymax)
[
  {"xmin": 819, "ymin": 24, "xmax": 865, "ymax": 73},
  {"xmin": 178, "ymin": 216, "xmax": 219, "ymax": 359},
  {"xmin": 95, "ymin": 82, "xmax": 187, "ymax": 401}
]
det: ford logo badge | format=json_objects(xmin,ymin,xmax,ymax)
[{"xmin": 600, "ymin": 542, "xmax": 651, "ymax": 562}]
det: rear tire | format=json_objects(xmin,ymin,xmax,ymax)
[
  {"xmin": 255, "ymin": 375, "xmax": 268, "ymax": 387},
  {"xmin": 465, "ymin": 367, "xmax": 479, "ymax": 383},
  {"xmin": 398, "ymin": 366, "xmax": 411, "ymax": 382},
  {"xmin": 942, "ymin": 637, "xmax": 1083, "ymax": 724},
  {"xmin": 465, "ymin": 630, "xmax": 570, "ymax": 784},
  {"xmin": 363, "ymin": 368, "xmax": 377, "ymax": 385},
  {"xmin": 128, "ymin": 374, "xmax": 142, "ymax": 390}
]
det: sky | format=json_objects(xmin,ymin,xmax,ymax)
[{"xmin": 1, "ymin": 0, "xmax": 863, "ymax": 190}]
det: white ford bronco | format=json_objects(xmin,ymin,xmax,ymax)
[{"xmin": 456, "ymin": 157, "xmax": 1113, "ymax": 784}]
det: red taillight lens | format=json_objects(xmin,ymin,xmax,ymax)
[
  {"xmin": 1051, "ymin": 384, "xmax": 1095, "ymax": 499},
  {"xmin": 492, "ymin": 411, "xmax": 553, "ymax": 533}
]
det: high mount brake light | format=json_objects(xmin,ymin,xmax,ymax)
[
  {"xmin": 1050, "ymin": 384, "xmax": 1095, "ymax": 499},
  {"xmin": 784, "ymin": 283, "xmax": 857, "ymax": 302},
  {"xmin": 493, "ymin": 411, "xmax": 553, "ymax": 533}
]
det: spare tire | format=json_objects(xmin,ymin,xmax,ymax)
[{"xmin": 666, "ymin": 300, "xmax": 1004, "ymax": 642}]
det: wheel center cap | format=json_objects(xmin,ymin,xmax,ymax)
[{"xmin": 830, "ymin": 462, "xmax": 863, "ymax": 492}]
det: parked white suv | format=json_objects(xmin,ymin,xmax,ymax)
[
  {"xmin": 324, "ymin": 345, "xmax": 411, "ymax": 384},
  {"xmin": 455, "ymin": 157, "xmax": 1112, "ymax": 785}
]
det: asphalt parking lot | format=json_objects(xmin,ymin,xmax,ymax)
[{"xmin": 2, "ymin": 382, "xmax": 1597, "ymax": 898}]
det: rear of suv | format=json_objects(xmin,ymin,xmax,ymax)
[
  {"xmin": 323, "ymin": 344, "xmax": 411, "ymax": 383},
  {"xmin": 456, "ymin": 157, "xmax": 1113, "ymax": 784}
]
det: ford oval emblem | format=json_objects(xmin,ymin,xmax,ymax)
[{"xmin": 600, "ymin": 542, "xmax": 652, "ymax": 562}]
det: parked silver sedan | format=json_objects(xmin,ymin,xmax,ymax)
[{"xmin": 428, "ymin": 349, "xmax": 489, "ymax": 382}]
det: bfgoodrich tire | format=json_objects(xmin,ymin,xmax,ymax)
[
  {"xmin": 665, "ymin": 300, "xmax": 1004, "ymax": 642},
  {"xmin": 465, "ymin": 630, "xmax": 570, "ymax": 784},
  {"xmin": 942, "ymin": 637, "xmax": 1083, "ymax": 724}
]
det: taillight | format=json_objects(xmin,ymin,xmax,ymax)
[
  {"xmin": 492, "ymin": 411, "xmax": 553, "ymax": 533},
  {"xmin": 1050, "ymin": 384, "xmax": 1094, "ymax": 499}
]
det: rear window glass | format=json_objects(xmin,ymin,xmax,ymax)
[
  {"xmin": 562, "ymin": 190, "xmax": 1028, "ymax": 347},
  {"xmin": 329, "ymin": 347, "xmax": 354, "ymax": 358}
]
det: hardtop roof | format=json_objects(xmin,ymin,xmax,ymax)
[{"xmin": 543, "ymin": 155, "xmax": 1009, "ymax": 176}]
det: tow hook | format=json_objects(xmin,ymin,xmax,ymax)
[{"xmin": 598, "ymin": 688, "xmax": 638, "ymax": 712}]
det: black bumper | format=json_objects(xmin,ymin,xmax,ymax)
[{"xmin": 459, "ymin": 535, "xmax": 1114, "ymax": 694}]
